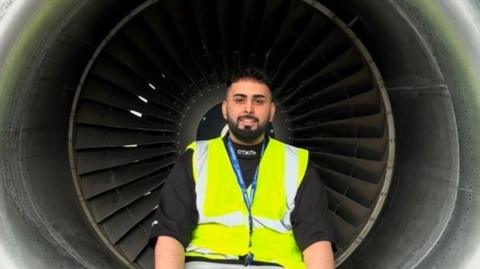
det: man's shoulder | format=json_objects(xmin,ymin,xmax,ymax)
[{"xmin": 185, "ymin": 137, "xmax": 223, "ymax": 150}]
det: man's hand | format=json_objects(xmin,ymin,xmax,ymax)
[
  {"xmin": 155, "ymin": 236, "xmax": 185, "ymax": 269},
  {"xmin": 303, "ymin": 241, "xmax": 335, "ymax": 269}
]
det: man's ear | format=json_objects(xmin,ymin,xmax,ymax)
[
  {"xmin": 221, "ymin": 100, "xmax": 228, "ymax": 120},
  {"xmin": 269, "ymin": 102, "xmax": 276, "ymax": 122}
]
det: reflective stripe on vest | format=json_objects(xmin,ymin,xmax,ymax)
[{"xmin": 185, "ymin": 261, "xmax": 284, "ymax": 269}]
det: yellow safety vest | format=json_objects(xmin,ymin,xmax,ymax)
[{"xmin": 185, "ymin": 137, "xmax": 309, "ymax": 269}]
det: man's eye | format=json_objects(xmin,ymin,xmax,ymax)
[
  {"xmin": 254, "ymin": 99, "xmax": 265, "ymax": 104},
  {"xmin": 234, "ymin": 98, "xmax": 245, "ymax": 103}
]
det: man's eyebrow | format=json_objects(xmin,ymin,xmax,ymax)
[
  {"xmin": 253, "ymin": 94, "xmax": 266, "ymax": 99},
  {"xmin": 233, "ymin": 93, "xmax": 247, "ymax": 98},
  {"xmin": 231, "ymin": 93, "xmax": 267, "ymax": 99}
]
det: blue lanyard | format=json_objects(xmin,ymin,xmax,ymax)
[
  {"xmin": 226, "ymin": 137, "xmax": 266, "ymax": 265},
  {"xmin": 226, "ymin": 137, "xmax": 266, "ymax": 210}
]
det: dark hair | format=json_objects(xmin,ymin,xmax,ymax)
[{"xmin": 226, "ymin": 67, "xmax": 272, "ymax": 91}]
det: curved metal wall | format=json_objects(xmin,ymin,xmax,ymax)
[{"xmin": 0, "ymin": 0, "xmax": 479, "ymax": 268}]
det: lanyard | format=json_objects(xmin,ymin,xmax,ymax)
[
  {"xmin": 226, "ymin": 137, "xmax": 266, "ymax": 210},
  {"xmin": 226, "ymin": 137, "xmax": 266, "ymax": 265}
]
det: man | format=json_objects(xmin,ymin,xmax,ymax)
[{"xmin": 149, "ymin": 68, "xmax": 335, "ymax": 269}]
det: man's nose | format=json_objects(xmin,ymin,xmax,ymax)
[{"xmin": 244, "ymin": 100, "xmax": 254, "ymax": 113}]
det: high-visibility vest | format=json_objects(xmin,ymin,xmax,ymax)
[{"xmin": 185, "ymin": 137, "xmax": 309, "ymax": 269}]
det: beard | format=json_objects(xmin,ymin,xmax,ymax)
[{"xmin": 227, "ymin": 114, "xmax": 269, "ymax": 144}]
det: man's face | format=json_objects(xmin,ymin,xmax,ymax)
[{"xmin": 222, "ymin": 79, "xmax": 276, "ymax": 143}]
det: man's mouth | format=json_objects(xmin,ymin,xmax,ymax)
[{"xmin": 238, "ymin": 116, "xmax": 258, "ymax": 126}]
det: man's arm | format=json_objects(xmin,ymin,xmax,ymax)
[
  {"xmin": 291, "ymin": 161, "xmax": 336, "ymax": 268},
  {"xmin": 155, "ymin": 236, "xmax": 185, "ymax": 269},
  {"xmin": 303, "ymin": 241, "xmax": 335, "ymax": 269},
  {"xmin": 148, "ymin": 150, "xmax": 198, "ymax": 268}
]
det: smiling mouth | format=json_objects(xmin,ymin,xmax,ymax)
[
  {"xmin": 240, "ymin": 118, "xmax": 257, "ymax": 124},
  {"xmin": 239, "ymin": 116, "xmax": 258, "ymax": 125}
]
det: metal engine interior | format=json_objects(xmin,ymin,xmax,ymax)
[{"xmin": 0, "ymin": 0, "xmax": 479, "ymax": 268}]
